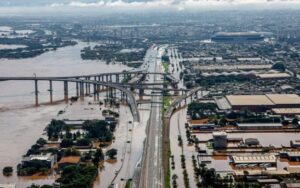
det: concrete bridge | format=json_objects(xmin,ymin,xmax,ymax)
[
  {"xmin": 0, "ymin": 70, "xmax": 176, "ymax": 123},
  {"xmin": 0, "ymin": 76, "xmax": 140, "ymax": 122}
]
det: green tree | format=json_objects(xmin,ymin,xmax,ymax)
[
  {"xmin": 93, "ymin": 149, "xmax": 104, "ymax": 166},
  {"xmin": 106, "ymin": 148, "xmax": 117, "ymax": 159},
  {"xmin": 3, "ymin": 166, "xmax": 13, "ymax": 176},
  {"xmin": 60, "ymin": 139, "xmax": 73, "ymax": 148},
  {"xmin": 36, "ymin": 138, "xmax": 47, "ymax": 146}
]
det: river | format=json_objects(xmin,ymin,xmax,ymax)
[{"xmin": 0, "ymin": 41, "xmax": 132, "ymax": 187}]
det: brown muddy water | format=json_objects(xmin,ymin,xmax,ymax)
[{"xmin": 0, "ymin": 41, "xmax": 145, "ymax": 187}]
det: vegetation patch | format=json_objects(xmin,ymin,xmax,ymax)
[{"xmin": 2, "ymin": 166, "xmax": 13, "ymax": 176}]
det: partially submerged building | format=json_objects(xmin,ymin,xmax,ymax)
[
  {"xmin": 22, "ymin": 153, "xmax": 57, "ymax": 168},
  {"xmin": 231, "ymin": 154, "xmax": 277, "ymax": 168}
]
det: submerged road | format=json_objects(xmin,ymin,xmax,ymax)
[{"xmin": 139, "ymin": 46, "xmax": 165, "ymax": 188}]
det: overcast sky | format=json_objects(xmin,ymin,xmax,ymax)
[{"xmin": 0, "ymin": 0, "xmax": 299, "ymax": 16}]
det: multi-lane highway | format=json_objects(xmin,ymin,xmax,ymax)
[{"xmin": 138, "ymin": 46, "xmax": 165, "ymax": 188}]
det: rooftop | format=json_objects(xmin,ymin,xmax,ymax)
[
  {"xmin": 226, "ymin": 94, "xmax": 300, "ymax": 107},
  {"xmin": 232, "ymin": 154, "xmax": 277, "ymax": 164},
  {"xmin": 23, "ymin": 153, "xmax": 54, "ymax": 162},
  {"xmin": 213, "ymin": 131, "xmax": 227, "ymax": 136},
  {"xmin": 63, "ymin": 120, "xmax": 85, "ymax": 125},
  {"xmin": 266, "ymin": 94, "xmax": 300, "ymax": 105},
  {"xmin": 256, "ymin": 72, "xmax": 291, "ymax": 79},
  {"xmin": 226, "ymin": 95, "xmax": 274, "ymax": 106},
  {"xmin": 237, "ymin": 123, "xmax": 282, "ymax": 127}
]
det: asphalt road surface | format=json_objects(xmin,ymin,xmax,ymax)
[{"xmin": 139, "ymin": 46, "xmax": 164, "ymax": 188}]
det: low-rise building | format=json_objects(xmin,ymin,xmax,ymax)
[
  {"xmin": 231, "ymin": 154, "xmax": 277, "ymax": 168},
  {"xmin": 63, "ymin": 120, "xmax": 85, "ymax": 129},
  {"xmin": 22, "ymin": 154, "xmax": 57, "ymax": 168}
]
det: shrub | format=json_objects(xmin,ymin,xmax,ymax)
[{"xmin": 3, "ymin": 166, "xmax": 13, "ymax": 176}]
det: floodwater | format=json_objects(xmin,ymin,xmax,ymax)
[
  {"xmin": 0, "ymin": 41, "xmax": 129, "ymax": 108},
  {"xmin": 0, "ymin": 42, "xmax": 134, "ymax": 187},
  {"xmin": 170, "ymin": 99, "xmax": 198, "ymax": 188}
]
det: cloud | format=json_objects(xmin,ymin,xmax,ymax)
[
  {"xmin": 50, "ymin": 0, "xmax": 300, "ymax": 10},
  {"xmin": 0, "ymin": 0, "xmax": 299, "ymax": 16}
]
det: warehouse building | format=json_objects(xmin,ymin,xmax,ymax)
[
  {"xmin": 231, "ymin": 154, "xmax": 277, "ymax": 168},
  {"xmin": 225, "ymin": 95, "xmax": 275, "ymax": 111},
  {"xmin": 266, "ymin": 94, "xmax": 300, "ymax": 108},
  {"xmin": 225, "ymin": 94, "xmax": 300, "ymax": 111}
]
